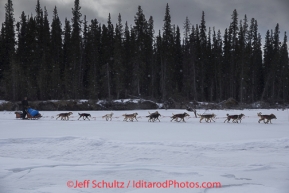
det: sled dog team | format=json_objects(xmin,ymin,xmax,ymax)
[{"xmin": 52, "ymin": 111, "xmax": 277, "ymax": 124}]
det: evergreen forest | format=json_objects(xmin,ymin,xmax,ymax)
[{"xmin": 0, "ymin": 0, "xmax": 288, "ymax": 104}]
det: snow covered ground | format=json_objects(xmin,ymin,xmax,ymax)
[{"xmin": 0, "ymin": 109, "xmax": 289, "ymax": 193}]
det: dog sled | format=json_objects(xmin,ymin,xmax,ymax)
[{"xmin": 15, "ymin": 108, "xmax": 42, "ymax": 120}]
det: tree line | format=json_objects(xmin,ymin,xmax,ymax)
[{"xmin": 0, "ymin": 0, "xmax": 288, "ymax": 104}]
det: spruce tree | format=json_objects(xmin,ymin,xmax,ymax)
[
  {"xmin": 63, "ymin": 18, "xmax": 72, "ymax": 98},
  {"xmin": 133, "ymin": 6, "xmax": 148, "ymax": 96},
  {"xmin": 161, "ymin": 3, "xmax": 174, "ymax": 100},
  {"xmin": 2, "ymin": 0, "xmax": 16, "ymax": 100},
  {"xmin": 113, "ymin": 13, "xmax": 124, "ymax": 99},
  {"xmin": 189, "ymin": 25, "xmax": 199, "ymax": 100},
  {"xmin": 280, "ymin": 32, "xmax": 289, "ymax": 101},
  {"xmin": 82, "ymin": 15, "xmax": 89, "ymax": 96},
  {"xmin": 199, "ymin": 11, "xmax": 207, "ymax": 101},
  {"xmin": 175, "ymin": 26, "xmax": 183, "ymax": 93},
  {"xmin": 71, "ymin": 0, "xmax": 83, "ymax": 99},
  {"xmin": 223, "ymin": 28, "xmax": 230, "ymax": 99},
  {"xmin": 34, "ymin": 0, "xmax": 44, "ymax": 99},
  {"xmin": 212, "ymin": 28, "xmax": 223, "ymax": 101},
  {"xmin": 50, "ymin": 6, "xmax": 63, "ymax": 99},
  {"xmin": 228, "ymin": 9, "xmax": 239, "ymax": 99},
  {"xmin": 271, "ymin": 24, "xmax": 280, "ymax": 101},
  {"xmin": 147, "ymin": 16, "xmax": 156, "ymax": 98},
  {"xmin": 183, "ymin": 17, "xmax": 191, "ymax": 42},
  {"xmin": 261, "ymin": 30, "xmax": 273, "ymax": 101},
  {"xmin": 15, "ymin": 11, "xmax": 28, "ymax": 98},
  {"xmin": 38, "ymin": 7, "xmax": 51, "ymax": 99},
  {"xmin": 87, "ymin": 19, "xmax": 101, "ymax": 99},
  {"xmin": 182, "ymin": 18, "xmax": 191, "ymax": 98},
  {"xmin": 206, "ymin": 27, "xmax": 214, "ymax": 101},
  {"xmin": 100, "ymin": 14, "xmax": 114, "ymax": 99},
  {"xmin": 0, "ymin": 25, "xmax": 4, "ymax": 93},
  {"xmin": 250, "ymin": 20, "xmax": 262, "ymax": 102},
  {"xmin": 123, "ymin": 21, "xmax": 133, "ymax": 97}
]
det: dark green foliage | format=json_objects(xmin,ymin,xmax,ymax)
[
  {"xmin": 0, "ymin": 0, "xmax": 288, "ymax": 104},
  {"xmin": 50, "ymin": 6, "xmax": 63, "ymax": 99},
  {"xmin": 70, "ymin": 0, "xmax": 82, "ymax": 99}
]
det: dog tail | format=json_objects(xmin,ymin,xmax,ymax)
[
  {"xmin": 226, "ymin": 114, "xmax": 229, "ymax": 116},
  {"xmin": 78, "ymin": 113, "xmax": 81, "ymax": 116}
]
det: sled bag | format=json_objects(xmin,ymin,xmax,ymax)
[{"xmin": 27, "ymin": 108, "xmax": 39, "ymax": 116}]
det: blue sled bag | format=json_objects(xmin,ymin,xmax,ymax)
[{"xmin": 27, "ymin": 108, "xmax": 39, "ymax": 116}]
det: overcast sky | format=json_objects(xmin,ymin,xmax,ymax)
[{"xmin": 0, "ymin": 0, "xmax": 288, "ymax": 42}]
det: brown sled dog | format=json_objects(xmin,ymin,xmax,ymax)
[
  {"xmin": 257, "ymin": 112, "xmax": 277, "ymax": 124},
  {"xmin": 224, "ymin": 113, "xmax": 245, "ymax": 123},
  {"xmin": 123, "ymin": 113, "xmax": 138, "ymax": 122},
  {"xmin": 56, "ymin": 112, "xmax": 73, "ymax": 120},
  {"xmin": 197, "ymin": 114, "xmax": 216, "ymax": 123},
  {"xmin": 171, "ymin": 112, "xmax": 190, "ymax": 122}
]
